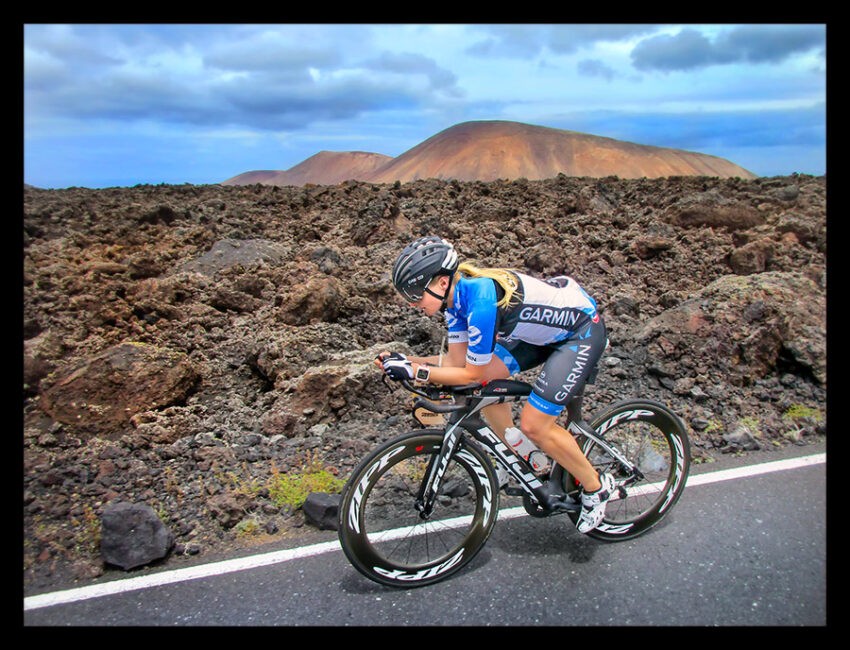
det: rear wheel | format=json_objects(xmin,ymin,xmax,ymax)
[
  {"xmin": 338, "ymin": 429, "xmax": 500, "ymax": 587},
  {"xmin": 564, "ymin": 399, "xmax": 690, "ymax": 541}
]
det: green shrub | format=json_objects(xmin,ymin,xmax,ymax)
[
  {"xmin": 782, "ymin": 404, "xmax": 823, "ymax": 422},
  {"xmin": 267, "ymin": 451, "xmax": 345, "ymax": 511},
  {"xmin": 703, "ymin": 419, "xmax": 723, "ymax": 433},
  {"xmin": 739, "ymin": 416, "xmax": 761, "ymax": 437},
  {"xmin": 71, "ymin": 504, "xmax": 101, "ymax": 555},
  {"xmin": 234, "ymin": 517, "xmax": 261, "ymax": 538}
]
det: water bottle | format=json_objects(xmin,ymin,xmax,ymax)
[{"xmin": 504, "ymin": 427, "xmax": 552, "ymax": 474}]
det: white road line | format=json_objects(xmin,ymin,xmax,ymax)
[{"xmin": 24, "ymin": 452, "xmax": 825, "ymax": 612}]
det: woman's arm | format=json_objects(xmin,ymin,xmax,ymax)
[
  {"xmin": 411, "ymin": 341, "xmax": 487, "ymax": 385},
  {"xmin": 420, "ymin": 362, "xmax": 487, "ymax": 386},
  {"xmin": 408, "ymin": 341, "xmax": 466, "ymax": 369},
  {"xmin": 406, "ymin": 354, "xmax": 441, "ymax": 366},
  {"xmin": 383, "ymin": 343, "xmax": 483, "ymax": 385}
]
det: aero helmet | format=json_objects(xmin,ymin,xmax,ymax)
[{"xmin": 391, "ymin": 236, "xmax": 459, "ymax": 304}]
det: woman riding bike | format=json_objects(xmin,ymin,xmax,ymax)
[{"xmin": 377, "ymin": 235, "xmax": 614, "ymax": 533}]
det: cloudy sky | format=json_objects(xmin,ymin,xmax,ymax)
[{"xmin": 23, "ymin": 23, "xmax": 826, "ymax": 189}]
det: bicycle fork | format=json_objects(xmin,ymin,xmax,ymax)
[{"xmin": 415, "ymin": 420, "xmax": 466, "ymax": 519}]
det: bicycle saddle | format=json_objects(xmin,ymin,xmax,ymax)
[{"xmin": 478, "ymin": 379, "xmax": 533, "ymax": 397}]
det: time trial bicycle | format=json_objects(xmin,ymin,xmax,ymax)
[{"xmin": 337, "ymin": 366, "xmax": 690, "ymax": 588}]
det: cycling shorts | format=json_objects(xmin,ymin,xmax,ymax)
[{"xmin": 494, "ymin": 316, "xmax": 608, "ymax": 416}]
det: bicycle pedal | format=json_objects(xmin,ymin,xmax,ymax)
[
  {"xmin": 547, "ymin": 494, "xmax": 581, "ymax": 513},
  {"xmin": 550, "ymin": 500, "xmax": 580, "ymax": 513}
]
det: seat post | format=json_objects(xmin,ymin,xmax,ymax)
[{"xmin": 564, "ymin": 391, "xmax": 585, "ymax": 425}]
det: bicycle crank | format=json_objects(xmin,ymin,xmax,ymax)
[{"xmin": 521, "ymin": 491, "xmax": 581, "ymax": 517}]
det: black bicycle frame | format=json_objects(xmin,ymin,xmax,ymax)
[
  {"xmin": 417, "ymin": 391, "xmax": 548, "ymax": 515},
  {"xmin": 404, "ymin": 378, "xmax": 641, "ymax": 517}
]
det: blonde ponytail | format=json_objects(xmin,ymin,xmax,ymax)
[{"xmin": 456, "ymin": 262, "xmax": 521, "ymax": 308}]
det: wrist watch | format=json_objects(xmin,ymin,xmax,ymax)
[{"xmin": 415, "ymin": 364, "xmax": 431, "ymax": 383}]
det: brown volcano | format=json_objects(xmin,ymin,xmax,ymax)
[
  {"xmin": 223, "ymin": 120, "xmax": 757, "ymax": 187},
  {"xmin": 223, "ymin": 151, "xmax": 392, "ymax": 187},
  {"xmin": 366, "ymin": 121, "xmax": 757, "ymax": 182}
]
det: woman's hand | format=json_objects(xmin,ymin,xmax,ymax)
[
  {"xmin": 374, "ymin": 351, "xmax": 390, "ymax": 369},
  {"xmin": 376, "ymin": 352, "xmax": 414, "ymax": 381}
]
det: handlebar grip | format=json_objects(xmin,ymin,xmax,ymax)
[{"xmin": 412, "ymin": 397, "xmax": 465, "ymax": 414}]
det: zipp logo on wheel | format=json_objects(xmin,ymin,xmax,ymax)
[
  {"xmin": 374, "ymin": 548, "xmax": 466, "ymax": 582},
  {"xmin": 596, "ymin": 409, "xmax": 655, "ymax": 435},
  {"xmin": 347, "ymin": 445, "xmax": 406, "ymax": 534}
]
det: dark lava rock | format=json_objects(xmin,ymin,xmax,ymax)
[{"xmin": 23, "ymin": 174, "xmax": 826, "ymax": 591}]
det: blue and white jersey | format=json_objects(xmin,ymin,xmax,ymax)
[{"xmin": 445, "ymin": 272, "xmax": 600, "ymax": 366}]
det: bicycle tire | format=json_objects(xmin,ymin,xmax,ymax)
[
  {"xmin": 563, "ymin": 399, "xmax": 691, "ymax": 541},
  {"xmin": 338, "ymin": 429, "xmax": 500, "ymax": 588}
]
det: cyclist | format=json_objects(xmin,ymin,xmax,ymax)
[{"xmin": 376, "ymin": 235, "xmax": 614, "ymax": 533}]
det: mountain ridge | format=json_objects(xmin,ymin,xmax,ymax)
[{"xmin": 223, "ymin": 120, "xmax": 757, "ymax": 187}]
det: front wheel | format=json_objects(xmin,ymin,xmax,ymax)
[
  {"xmin": 564, "ymin": 399, "xmax": 691, "ymax": 541},
  {"xmin": 338, "ymin": 429, "xmax": 500, "ymax": 588}
]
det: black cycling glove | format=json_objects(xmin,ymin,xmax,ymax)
[{"xmin": 380, "ymin": 352, "xmax": 413, "ymax": 381}]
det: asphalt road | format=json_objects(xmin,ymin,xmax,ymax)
[{"xmin": 24, "ymin": 441, "xmax": 827, "ymax": 627}]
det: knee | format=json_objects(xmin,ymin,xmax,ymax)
[{"xmin": 519, "ymin": 418, "xmax": 551, "ymax": 445}]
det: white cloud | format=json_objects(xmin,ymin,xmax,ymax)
[
  {"xmin": 631, "ymin": 24, "xmax": 825, "ymax": 71},
  {"xmin": 23, "ymin": 23, "xmax": 827, "ymax": 187}
]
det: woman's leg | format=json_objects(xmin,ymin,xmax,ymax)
[
  {"xmin": 479, "ymin": 355, "xmax": 513, "ymax": 439},
  {"xmin": 519, "ymin": 404, "xmax": 601, "ymax": 491},
  {"xmin": 520, "ymin": 319, "xmax": 609, "ymax": 491}
]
